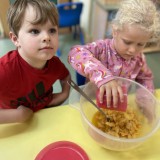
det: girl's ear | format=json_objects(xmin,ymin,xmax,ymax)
[
  {"xmin": 112, "ymin": 25, "xmax": 118, "ymax": 38},
  {"xmin": 9, "ymin": 31, "xmax": 19, "ymax": 47}
]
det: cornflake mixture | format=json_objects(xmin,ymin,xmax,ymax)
[{"xmin": 92, "ymin": 107, "xmax": 144, "ymax": 138}]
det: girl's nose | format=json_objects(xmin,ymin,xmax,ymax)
[{"xmin": 128, "ymin": 45, "xmax": 137, "ymax": 55}]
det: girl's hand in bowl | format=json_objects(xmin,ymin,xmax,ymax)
[{"xmin": 99, "ymin": 80, "xmax": 124, "ymax": 108}]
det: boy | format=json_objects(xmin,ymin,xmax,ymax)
[{"xmin": 0, "ymin": 0, "xmax": 71, "ymax": 123}]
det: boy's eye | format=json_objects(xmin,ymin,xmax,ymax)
[
  {"xmin": 30, "ymin": 29, "xmax": 40, "ymax": 34},
  {"xmin": 50, "ymin": 28, "xmax": 57, "ymax": 33}
]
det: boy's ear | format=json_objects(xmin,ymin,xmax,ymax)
[{"xmin": 9, "ymin": 31, "xmax": 19, "ymax": 47}]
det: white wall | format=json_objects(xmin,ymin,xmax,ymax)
[{"xmin": 80, "ymin": 0, "xmax": 91, "ymax": 42}]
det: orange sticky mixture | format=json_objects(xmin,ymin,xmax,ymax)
[{"xmin": 92, "ymin": 108, "xmax": 143, "ymax": 138}]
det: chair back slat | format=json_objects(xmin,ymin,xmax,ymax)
[{"xmin": 57, "ymin": 2, "xmax": 83, "ymax": 27}]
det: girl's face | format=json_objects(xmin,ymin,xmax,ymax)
[
  {"xmin": 10, "ymin": 5, "xmax": 59, "ymax": 69},
  {"xmin": 112, "ymin": 24, "xmax": 151, "ymax": 60}
]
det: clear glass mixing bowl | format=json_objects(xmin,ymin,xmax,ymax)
[{"xmin": 69, "ymin": 77, "xmax": 160, "ymax": 151}]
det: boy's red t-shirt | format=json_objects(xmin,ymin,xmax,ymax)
[{"xmin": 0, "ymin": 50, "xmax": 69, "ymax": 112}]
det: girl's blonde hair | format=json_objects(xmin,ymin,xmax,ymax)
[
  {"xmin": 112, "ymin": 0, "xmax": 160, "ymax": 43},
  {"xmin": 7, "ymin": 0, "xmax": 59, "ymax": 36}
]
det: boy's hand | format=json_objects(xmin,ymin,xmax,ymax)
[
  {"xmin": 0, "ymin": 105, "xmax": 33, "ymax": 124},
  {"xmin": 48, "ymin": 92, "xmax": 68, "ymax": 106},
  {"xmin": 48, "ymin": 74, "xmax": 71, "ymax": 107},
  {"xmin": 17, "ymin": 105, "xmax": 33, "ymax": 122},
  {"xmin": 99, "ymin": 80, "xmax": 124, "ymax": 108}
]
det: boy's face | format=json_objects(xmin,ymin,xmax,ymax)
[
  {"xmin": 10, "ymin": 4, "xmax": 59, "ymax": 69},
  {"xmin": 112, "ymin": 24, "xmax": 151, "ymax": 60}
]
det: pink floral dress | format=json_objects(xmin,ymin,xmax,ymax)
[{"xmin": 68, "ymin": 38, "xmax": 154, "ymax": 93}]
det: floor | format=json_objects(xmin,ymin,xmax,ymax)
[{"xmin": 0, "ymin": 34, "xmax": 160, "ymax": 105}]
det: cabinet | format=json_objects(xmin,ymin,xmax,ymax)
[
  {"xmin": 89, "ymin": 0, "xmax": 160, "ymax": 53},
  {"xmin": 0, "ymin": 0, "xmax": 10, "ymax": 37},
  {"xmin": 89, "ymin": 0, "xmax": 119, "ymax": 41}
]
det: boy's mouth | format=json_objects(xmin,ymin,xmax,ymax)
[{"xmin": 39, "ymin": 47, "xmax": 53, "ymax": 50}]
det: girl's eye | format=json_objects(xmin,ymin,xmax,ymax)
[
  {"xmin": 138, "ymin": 43, "xmax": 145, "ymax": 47},
  {"xmin": 50, "ymin": 28, "xmax": 57, "ymax": 34},
  {"xmin": 123, "ymin": 40, "xmax": 131, "ymax": 45},
  {"xmin": 30, "ymin": 29, "xmax": 40, "ymax": 34}
]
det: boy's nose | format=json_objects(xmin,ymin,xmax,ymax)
[{"xmin": 42, "ymin": 33, "xmax": 50, "ymax": 42}]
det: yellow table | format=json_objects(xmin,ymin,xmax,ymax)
[{"xmin": 0, "ymin": 90, "xmax": 160, "ymax": 160}]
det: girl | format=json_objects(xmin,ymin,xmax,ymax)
[{"xmin": 68, "ymin": 0, "xmax": 160, "ymax": 108}]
